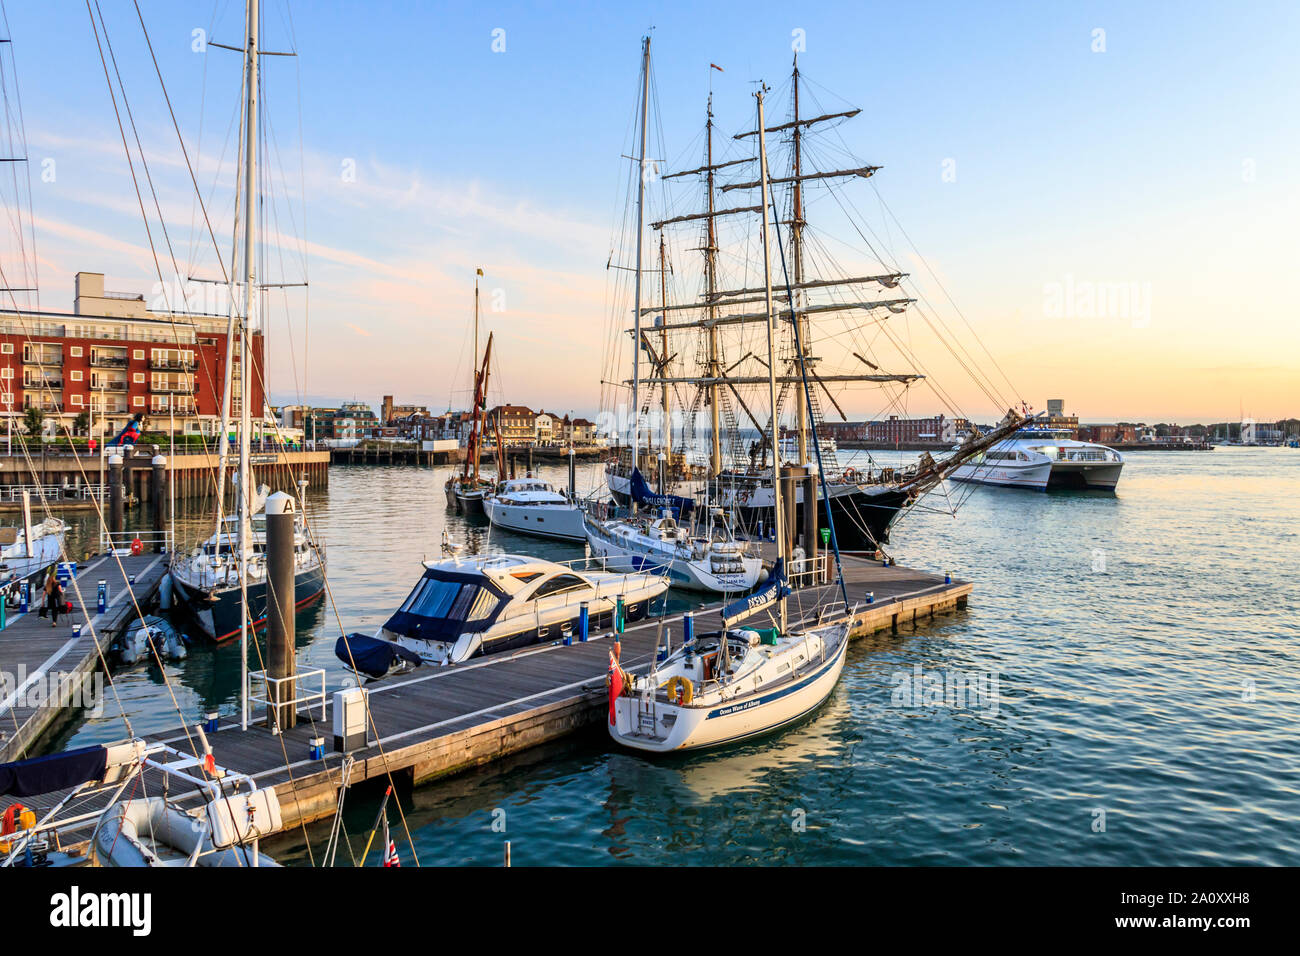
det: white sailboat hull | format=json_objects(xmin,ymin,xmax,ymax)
[
  {"xmin": 585, "ymin": 518, "xmax": 763, "ymax": 593},
  {"xmin": 610, "ymin": 626, "xmax": 848, "ymax": 752}
]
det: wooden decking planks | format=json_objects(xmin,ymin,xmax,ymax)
[
  {"xmin": 11, "ymin": 554, "xmax": 972, "ymax": 855},
  {"xmin": 0, "ymin": 551, "xmax": 169, "ymax": 761}
]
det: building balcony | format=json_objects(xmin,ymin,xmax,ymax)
[
  {"xmin": 90, "ymin": 354, "xmax": 129, "ymax": 368},
  {"xmin": 150, "ymin": 399, "xmax": 196, "ymax": 414},
  {"xmin": 151, "ymin": 381, "xmax": 196, "ymax": 394},
  {"xmin": 22, "ymin": 353, "xmax": 63, "ymax": 367},
  {"xmin": 91, "ymin": 380, "xmax": 129, "ymax": 392},
  {"xmin": 149, "ymin": 357, "xmax": 195, "ymax": 371},
  {"xmin": 90, "ymin": 401, "xmax": 129, "ymax": 415},
  {"xmin": 23, "ymin": 398, "xmax": 63, "ymax": 414},
  {"xmin": 22, "ymin": 377, "xmax": 63, "ymax": 390}
]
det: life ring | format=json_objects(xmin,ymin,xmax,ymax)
[
  {"xmin": 663, "ymin": 675, "xmax": 694, "ymax": 705},
  {"xmin": 1, "ymin": 803, "xmax": 27, "ymax": 835},
  {"xmin": 130, "ymin": 537, "xmax": 143, "ymax": 556},
  {"xmin": 0, "ymin": 803, "xmax": 34, "ymax": 852},
  {"xmin": 843, "ymin": 467, "xmax": 858, "ymax": 482}
]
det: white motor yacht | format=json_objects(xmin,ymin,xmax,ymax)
[
  {"xmin": 483, "ymin": 477, "xmax": 585, "ymax": 542},
  {"xmin": 346, "ymin": 554, "xmax": 668, "ymax": 667}
]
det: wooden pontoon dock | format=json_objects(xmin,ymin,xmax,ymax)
[{"xmin": 1, "ymin": 554, "xmax": 972, "ymax": 860}]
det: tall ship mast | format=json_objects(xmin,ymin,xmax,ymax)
[{"xmin": 605, "ymin": 55, "xmax": 1026, "ymax": 555}]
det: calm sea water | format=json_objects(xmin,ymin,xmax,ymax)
[{"xmin": 52, "ymin": 448, "xmax": 1300, "ymax": 866}]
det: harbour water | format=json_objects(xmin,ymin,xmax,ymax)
[{"xmin": 47, "ymin": 447, "xmax": 1300, "ymax": 865}]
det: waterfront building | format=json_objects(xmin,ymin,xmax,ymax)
[
  {"xmin": 0, "ymin": 271, "xmax": 265, "ymax": 440},
  {"xmin": 487, "ymin": 404, "xmax": 535, "ymax": 447}
]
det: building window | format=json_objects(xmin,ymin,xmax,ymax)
[
  {"xmin": 71, "ymin": 395, "xmax": 84, "ymax": 407},
  {"xmin": 133, "ymin": 349, "xmax": 144, "ymax": 360},
  {"xmin": 133, "ymin": 372, "xmax": 145, "ymax": 383},
  {"xmin": 70, "ymin": 346, "xmax": 83, "ymax": 357},
  {"xmin": 0, "ymin": 343, "xmax": 10, "ymax": 354},
  {"xmin": 0, "ymin": 393, "xmax": 10, "ymax": 405},
  {"xmin": 71, "ymin": 370, "xmax": 83, "ymax": 381},
  {"xmin": 133, "ymin": 396, "xmax": 144, "ymax": 408}
]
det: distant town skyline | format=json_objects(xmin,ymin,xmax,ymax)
[{"xmin": 2, "ymin": 1, "xmax": 1295, "ymax": 425}]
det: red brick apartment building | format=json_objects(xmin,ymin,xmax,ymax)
[{"xmin": 0, "ymin": 272, "xmax": 264, "ymax": 440}]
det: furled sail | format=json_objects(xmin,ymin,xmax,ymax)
[{"xmin": 628, "ymin": 467, "xmax": 695, "ymax": 519}]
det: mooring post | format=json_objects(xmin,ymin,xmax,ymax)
[
  {"xmin": 657, "ymin": 451, "xmax": 666, "ymax": 496},
  {"xmin": 800, "ymin": 466, "xmax": 818, "ymax": 577},
  {"xmin": 151, "ymin": 455, "xmax": 167, "ymax": 552},
  {"xmin": 108, "ymin": 453, "xmax": 124, "ymax": 537},
  {"xmin": 568, "ymin": 445, "xmax": 576, "ymax": 500},
  {"xmin": 265, "ymin": 490, "xmax": 297, "ymax": 732}
]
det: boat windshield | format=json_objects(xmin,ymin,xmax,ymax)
[{"xmin": 383, "ymin": 571, "xmax": 504, "ymax": 642}]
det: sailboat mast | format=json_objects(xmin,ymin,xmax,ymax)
[
  {"xmin": 473, "ymin": 274, "xmax": 481, "ymax": 481},
  {"xmin": 705, "ymin": 93, "xmax": 722, "ymax": 476},
  {"xmin": 631, "ymin": 35, "xmax": 650, "ymax": 488},
  {"xmin": 756, "ymin": 86, "xmax": 787, "ymax": 633},
  {"xmin": 658, "ymin": 233, "xmax": 670, "ymax": 464},
  {"xmin": 791, "ymin": 56, "xmax": 809, "ymax": 466},
  {"xmin": 238, "ymin": 0, "xmax": 259, "ymax": 732}
]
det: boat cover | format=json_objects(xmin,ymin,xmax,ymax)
[
  {"xmin": 721, "ymin": 558, "xmax": 789, "ymax": 627},
  {"xmin": 335, "ymin": 634, "xmax": 423, "ymax": 679},
  {"xmin": 0, "ymin": 744, "xmax": 109, "ymax": 797},
  {"xmin": 628, "ymin": 467, "xmax": 695, "ymax": 519}
]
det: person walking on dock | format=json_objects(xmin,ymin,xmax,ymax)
[{"xmin": 43, "ymin": 570, "xmax": 64, "ymax": 627}]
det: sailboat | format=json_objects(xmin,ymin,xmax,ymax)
[
  {"xmin": 169, "ymin": 0, "xmax": 324, "ymax": 641},
  {"xmin": 586, "ymin": 38, "xmax": 763, "ymax": 595},
  {"xmin": 0, "ymin": 492, "xmax": 65, "ymax": 585},
  {"xmin": 603, "ymin": 55, "xmax": 1026, "ymax": 554},
  {"xmin": 445, "ymin": 270, "xmax": 497, "ymax": 514},
  {"xmin": 610, "ymin": 80, "xmax": 850, "ymax": 751}
]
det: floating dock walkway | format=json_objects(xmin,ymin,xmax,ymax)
[
  {"xmin": 160, "ymin": 556, "xmax": 967, "ymax": 833},
  {"xmin": 2, "ymin": 555, "xmax": 971, "ymax": 857}
]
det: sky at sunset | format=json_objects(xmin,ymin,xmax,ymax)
[{"xmin": 1, "ymin": 0, "xmax": 1296, "ymax": 425}]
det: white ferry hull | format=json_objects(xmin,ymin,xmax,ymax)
[
  {"xmin": 1047, "ymin": 460, "xmax": 1124, "ymax": 490},
  {"xmin": 949, "ymin": 459, "xmax": 1052, "ymax": 490}
]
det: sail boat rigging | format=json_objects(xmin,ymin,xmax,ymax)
[
  {"xmin": 586, "ymin": 38, "xmax": 763, "ymax": 595},
  {"xmin": 169, "ymin": 0, "xmax": 325, "ymax": 652},
  {"xmin": 609, "ymin": 84, "xmax": 852, "ymax": 752},
  {"xmin": 445, "ymin": 269, "xmax": 497, "ymax": 514},
  {"xmin": 604, "ymin": 54, "xmax": 1026, "ymax": 554}
]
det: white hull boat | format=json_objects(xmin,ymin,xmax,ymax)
[
  {"xmin": 484, "ymin": 477, "xmax": 586, "ymax": 542},
  {"xmin": 949, "ymin": 427, "xmax": 1124, "ymax": 490},
  {"xmin": 346, "ymin": 554, "xmax": 668, "ymax": 667},
  {"xmin": 610, "ymin": 614, "xmax": 851, "ymax": 752},
  {"xmin": 585, "ymin": 513, "xmax": 762, "ymax": 593}
]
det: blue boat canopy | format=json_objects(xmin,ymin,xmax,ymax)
[
  {"xmin": 381, "ymin": 568, "xmax": 508, "ymax": 644},
  {"xmin": 628, "ymin": 467, "xmax": 695, "ymax": 519},
  {"xmin": 0, "ymin": 744, "xmax": 109, "ymax": 797}
]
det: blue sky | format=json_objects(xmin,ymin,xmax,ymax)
[{"xmin": 2, "ymin": 0, "xmax": 1296, "ymax": 423}]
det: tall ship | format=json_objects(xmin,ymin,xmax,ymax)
[{"xmin": 600, "ymin": 54, "xmax": 1026, "ymax": 554}]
